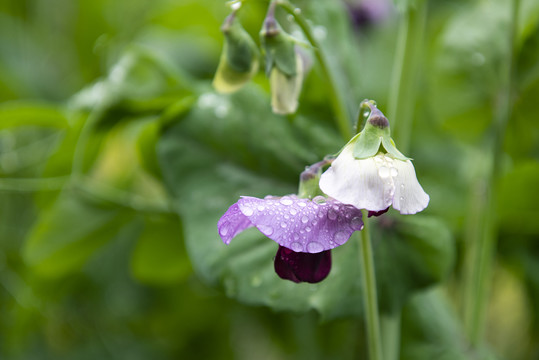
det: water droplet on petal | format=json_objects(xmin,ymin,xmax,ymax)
[
  {"xmin": 334, "ymin": 231, "xmax": 348, "ymax": 245},
  {"xmin": 281, "ymin": 222, "xmax": 287, "ymax": 228},
  {"xmin": 378, "ymin": 166, "xmax": 390, "ymax": 178},
  {"xmin": 259, "ymin": 225, "xmax": 274, "ymax": 236},
  {"xmin": 301, "ymin": 216, "xmax": 309, "ymax": 224},
  {"xmin": 242, "ymin": 206, "xmax": 254, "ymax": 216},
  {"xmin": 306, "ymin": 241, "xmax": 323, "ymax": 253},
  {"xmin": 351, "ymin": 217, "xmax": 362, "ymax": 230},
  {"xmin": 280, "ymin": 197, "xmax": 293, "ymax": 206},
  {"xmin": 298, "ymin": 201, "xmax": 307, "ymax": 207},
  {"xmin": 327, "ymin": 209, "xmax": 338, "ymax": 220},
  {"xmin": 293, "ymin": 233, "xmax": 300, "ymax": 241},
  {"xmin": 313, "ymin": 196, "xmax": 326, "ymax": 204},
  {"xmin": 290, "ymin": 242, "xmax": 303, "ymax": 252},
  {"xmin": 219, "ymin": 223, "xmax": 229, "ymax": 236},
  {"xmin": 390, "ymin": 167, "xmax": 398, "ymax": 177},
  {"xmin": 257, "ymin": 205, "xmax": 265, "ymax": 211},
  {"xmin": 290, "ymin": 208, "xmax": 297, "ymax": 215},
  {"xmin": 305, "ymin": 227, "xmax": 311, "ymax": 232},
  {"xmin": 400, "ymin": 184, "xmax": 405, "ymax": 190}
]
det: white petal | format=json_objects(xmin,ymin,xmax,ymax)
[
  {"xmin": 319, "ymin": 146, "xmax": 392, "ymax": 211},
  {"xmin": 270, "ymin": 54, "xmax": 304, "ymax": 115},
  {"xmin": 391, "ymin": 159, "xmax": 429, "ymax": 214}
]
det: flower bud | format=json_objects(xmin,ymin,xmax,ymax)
[
  {"xmin": 213, "ymin": 13, "xmax": 259, "ymax": 94},
  {"xmin": 260, "ymin": 9, "xmax": 304, "ymax": 114}
]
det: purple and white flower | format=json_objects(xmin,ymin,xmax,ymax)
[
  {"xmin": 218, "ymin": 195, "xmax": 363, "ymax": 283},
  {"xmin": 319, "ymin": 144, "xmax": 429, "ymax": 215}
]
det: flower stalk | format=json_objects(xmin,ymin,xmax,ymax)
[
  {"xmin": 359, "ymin": 210, "xmax": 383, "ymax": 360},
  {"xmin": 464, "ymin": 0, "xmax": 520, "ymax": 346},
  {"xmin": 276, "ymin": 0, "xmax": 352, "ymax": 141}
]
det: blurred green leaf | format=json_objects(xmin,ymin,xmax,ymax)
[
  {"xmin": 373, "ymin": 214, "xmax": 455, "ymax": 314},
  {"xmin": 0, "ymin": 102, "xmax": 68, "ymax": 129},
  {"xmin": 130, "ymin": 214, "xmax": 191, "ymax": 284},
  {"xmin": 23, "ymin": 191, "xmax": 133, "ymax": 277},
  {"xmin": 497, "ymin": 161, "xmax": 539, "ymax": 234}
]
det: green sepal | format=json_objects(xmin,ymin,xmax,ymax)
[
  {"xmin": 260, "ymin": 21, "xmax": 297, "ymax": 77},
  {"xmin": 352, "ymin": 108, "xmax": 410, "ymax": 160}
]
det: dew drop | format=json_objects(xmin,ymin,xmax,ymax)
[
  {"xmin": 290, "ymin": 242, "xmax": 303, "ymax": 252},
  {"xmin": 313, "ymin": 196, "xmax": 326, "ymax": 205},
  {"xmin": 280, "ymin": 197, "xmax": 293, "ymax": 206},
  {"xmin": 301, "ymin": 216, "xmax": 309, "ymax": 224},
  {"xmin": 306, "ymin": 241, "xmax": 323, "ymax": 253},
  {"xmin": 219, "ymin": 223, "xmax": 229, "ymax": 236},
  {"xmin": 293, "ymin": 233, "xmax": 300, "ymax": 241},
  {"xmin": 242, "ymin": 206, "xmax": 254, "ymax": 216},
  {"xmin": 400, "ymin": 184, "xmax": 405, "ymax": 190},
  {"xmin": 257, "ymin": 205, "xmax": 265, "ymax": 211},
  {"xmin": 281, "ymin": 222, "xmax": 287, "ymax": 228},
  {"xmin": 334, "ymin": 231, "xmax": 348, "ymax": 245},
  {"xmin": 305, "ymin": 227, "xmax": 311, "ymax": 233},
  {"xmin": 327, "ymin": 209, "xmax": 338, "ymax": 220},
  {"xmin": 390, "ymin": 167, "xmax": 398, "ymax": 177},
  {"xmin": 294, "ymin": 8, "xmax": 301, "ymax": 14},
  {"xmin": 351, "ymin": 217, "xmax": 362, "ymax": 230},
  {"xmin": 290, "ymin": 208, "xmax": 298, "ymax": 215},
  {"xmin": 259, "ymin": 225, "xmax": 274, "ymax": 236},
  {"xmin": 378, "ymin": 166, "xmax": 390, "ymax": 179},
  {"xmin": 298, "ymin": 201, "xmax": 307, "ymax": 207}
]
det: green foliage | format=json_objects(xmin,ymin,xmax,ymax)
[{"xmin": 0, "ymin": 0, "xmax": 538, "ymax": 359}]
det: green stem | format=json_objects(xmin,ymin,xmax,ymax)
[
  {"xmin": 381, "ymin": 313, "xmax": 401, "ymax": 360},
  {"xmin": 359, "ymin": 211, "xmax": 383, "ymax": 360},
  {"xmin": 387, "ymin": 2, "xmax": 427, "ymax": 153},
  {"xmin": 277, "ymin": 0, "xmax": 352, "ymax": 141},
  {"xmin": 464, "ymin": 0, "xmax": 519, "ymax": 346},
  {"xmin": 0, "ymin": 176, "xmax": 68, "ymax": 192}
]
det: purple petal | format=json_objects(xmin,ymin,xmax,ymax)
[
  {"xmin": 274, "ymin": 246, "xmax": 332, "ymax": 283},
  {"xmin": 237, "ymin": 195, "xmax": 363, "ymax": 253},
  {"xmin": 218, "ymin": 203, "xmax": 254, "ymax": 244},
  {"xmin": 368, "ymin": 207, "xmax": 389, "ymax": 218}
]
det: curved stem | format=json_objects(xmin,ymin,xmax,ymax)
[
  {"xmin": 464, "ymin": 0, "xmax": 520, "ymax": 345},
  {"xmin": 277, "ymin": 0, "xmax": 352, "ymax": 141},
  {"xmin": 359, "ymin": 212, "xmax": 383, "ymax": 360}
]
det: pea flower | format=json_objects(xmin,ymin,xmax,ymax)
[
  {"xmin": 218, "ymin": 195, "xmax": 363, "ymax": 283},
  {"xmin": 260, "ymin": 3, "xmax": 305, "ymax": 114},
  {"xmin": 319, "ymin": 102, "xmax": 429, "ymax": 215},
  {"xmin": 213, "ymin": 11, "xmax": 259, "ymax": 94}
]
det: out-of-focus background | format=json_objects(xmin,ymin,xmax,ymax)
[{"xmin": 0, "ymin": 0, "xmax": 538, "ymax": 359}]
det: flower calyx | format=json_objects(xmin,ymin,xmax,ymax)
[{"xmin": 352, "ymin": 100, "xmax": 408, "ymax": 161}]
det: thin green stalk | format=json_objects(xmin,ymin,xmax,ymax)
[
  {"xmin": 387, "ymin": 2, "xmax": 427, "ymax": 152},
  {"xmin": 464, "ymin": 0, "xmax": 519, "ymax": 345},
  {"xmin": 0, "ymin": 176, "xmax": 69, "ymax": 192},
  {"xmin": 359, "ymin": 211, "xmax": 383, "ymax": 360},
  {"xmin": 277, "ymin": 0, "xmax": 352, "ymax": 141}
]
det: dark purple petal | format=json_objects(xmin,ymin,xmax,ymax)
[
  {"xmin": 218, "ymin": 203, "xmax": 254, "ymax": 244},
  {"xmin": 368, "ymin": 207, "xmax": 389, "ymax": 218},
  {"xmin": 274, "ymin": 246, "xmax": 331, "ymax": 283},
  {"xmin": 237, "ymin": 195, "xmax": 363, "ymax": 253}
]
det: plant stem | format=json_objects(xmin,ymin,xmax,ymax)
[
  {"xmin": 277, "ymin": 0, "xmax": 352, "ymax": 141},
  {"xmin": 387, "ymin": 2, "xmax": 427, "ymax": 153},
  {"xmin": 464, "ymin": 0, "xmax": 519, "ymax": 345},
  {"xmin": 359, "ymin": 211, "xmax": 383, "ymax": 360}
]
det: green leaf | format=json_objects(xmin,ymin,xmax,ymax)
[
  {"xmin": 0, "ymin": 101, "xmax": 68, "ymax": 129},
  {"xmin": 497, "ymin": 161, "xmax": 539, "ymax": 234},
  {"xmin": 157, "ymin": 87, "xmax": 454, "ymax": 319},
  {"xmin": 373, "ymin": 214, "xmax": 455, "ymax": 314},
  {"xmin": 23, "ymin": 191, "xmax": 133, "ymax": 277},
  {"xmin": 130, "ymin": 214, "xmax": 191, "ymax": 285}
]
